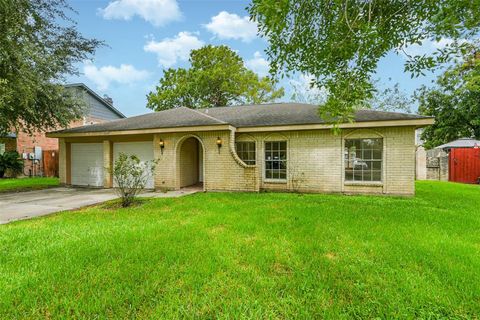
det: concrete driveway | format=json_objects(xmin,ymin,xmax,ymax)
[
  {"xmin": 0, "ymin": 187, "xmax": 199, "ymax": 224},
  {"xmin": 0, "ymin": 188, "xmax": 117, "ymax": 224}
]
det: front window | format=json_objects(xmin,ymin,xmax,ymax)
[
  {"xmin": 344, "ymin": 138, "xmax": 382, "ymax": 182},
  {"xmin": 265, "ymin": 141, "xmax": 287, "ymax": 180},
  {"xmin": 235, "ymin": 141, "xmax": 256, "ymax": 165}
]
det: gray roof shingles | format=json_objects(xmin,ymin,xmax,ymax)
[{"xmin": 53, "ymin": 103, "xmax": 431, "ymax": 134}]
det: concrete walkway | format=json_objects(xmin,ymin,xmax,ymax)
[{"xmin": 0, "ymin": 187, "xmax": 199, "ymax": 225}]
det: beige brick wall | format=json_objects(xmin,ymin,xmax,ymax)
[
  {"xmin": 153, "ymin": 131, "xmax": 259, "ymax": 192},
  {"xmin": 58, "ymin": 125, "xmax": 417, "ymax": 195},
  {"xmin": 237, "ymin": 126, "xmax": 416, "ymax": 195}
]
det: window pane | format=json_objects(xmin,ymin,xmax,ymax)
[
  {"xmin": 236, "ymin": 142, "xmax": 256, "ymax": 165},
  {"xmin": 345, "ymin": 169, "xmax": 353, "ymax": 181},
  {"xmin": 363, "ymin": 149, "xmax": 373, "ymax": 160},
  {"xmin": 373, "ymin": 149, "xmax": 382, "ymax": 160},
  {"xmin": 371, "ymin": 139, "xmax": 382, "ymax": 149},
  {"xmin": 354, "ymin": 170, "xmax": 362, "ymax": 181},
  {"xmin": 355, "ymin": 140, "xmax": 361, "ymax": 150},
  {"xmin": 345, "ymin": 138, "xmax": 383, "ymax": 182},
  {"xmin": 265, "ymin": 170, "xmax": 272, "ymax": 179},
  {"xmin": 372, "ymin": 170, "xmax": 382, "ymax": 181}
]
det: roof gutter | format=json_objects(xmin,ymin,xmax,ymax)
[
  {"xmin": 47, "ymin": 118, "xmax": 434, "ymax": 138},
  {"xmin": 236, "ymin": 118, "xmax": 435, "ymax": 133}
]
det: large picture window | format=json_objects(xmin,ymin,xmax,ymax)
[
  {"xmin": 235, "ymin": 141, "xmax": 256, "ymax": 165},
  {"xmin": 344, "ymin": 138, "xmax": 383, "ymax": 182},
  {"xmin": 265, "ymin": 141, "xmax": 287, "ymax": 180}
]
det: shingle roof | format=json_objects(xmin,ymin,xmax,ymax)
[
  {"xmin": 200, "ymin": 103, "xmax": 428, "ymax": 127},
  {"xmin": 436, "ymin": 138, "xmax": 480, "ymax": 149},
  {"xmin": 53, "ymin": 103, "xmax": 431, "ymax": 134},
  {"xmin": 58, "ymin": 107, "xmax": 226, "ymax": 133}
]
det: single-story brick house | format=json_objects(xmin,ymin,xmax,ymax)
[
  {"xmin": 0, "ymin": 83, "xmax": 125, "ymax": 176},
  {"xmin": 48, "ymin": 103, "xmax": 434, "ymax": 195}
]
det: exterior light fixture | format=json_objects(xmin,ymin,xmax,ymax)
[
  {"xmin": 216, "ymin": 137, "xmax": 222, "ymax": 152},
  {"xmin": 159, "ymin": 139, "xmax": 165, "ymax": 154}
]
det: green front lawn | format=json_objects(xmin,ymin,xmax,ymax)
[
  {"xmin": 0, "ymin": 177, "xmax": 59, "ymax": 193},
  {"xmin": 1, "ymin": 181, "xmax": 479, "ymax": 318}
]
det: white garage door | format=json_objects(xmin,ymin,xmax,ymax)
[
  {"xmin": 113, "ymin": 141, "xmax": 155, "ymax": 189},
  {"xmin": 71, "ymin": 143, "xmax": 104, "ymax": 187}
]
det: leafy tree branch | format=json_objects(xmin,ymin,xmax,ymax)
[
  {"xmin": 0, "ymin": 0, "xmax": 103, "ymax": 134},
  {"xmin": 248, "ymin": 0, "xmax": 480, "ymax": 122}
]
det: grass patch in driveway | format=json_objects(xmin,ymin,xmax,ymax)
[
  {"xmin": 0, "ymin": 181, "xmax": 479, "ymax": 318},
  {"xmin": 0, "ymin": 177, "xmax": 59, "ymax": 193}
]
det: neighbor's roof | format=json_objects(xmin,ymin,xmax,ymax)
[
  {"xmin": 436, "ymin": 138, "xmax": 480, "ymax": 149},
  {"xmin": 51, "ymin": 103, "xmax": 432, "ymax": 134},
  {"xmin": 0, "ymin": 133, "xmax": 17, "ymax": 138},
  {"xmin": 65, "ymin": 83, "xmax": 126, "ymax": 119}
]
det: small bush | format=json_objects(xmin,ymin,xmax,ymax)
[
  {"xmin": 112, "ymin": 153, "xmax": 156, "ymax": 207},
  {"xmin": 0, "ymin": 151, "xmax": 23, "ymax": 178}
]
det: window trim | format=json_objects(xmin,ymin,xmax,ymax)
[
  {"xmin": 343, "ymin": 137, "xmax": 383, "ymax": 183},
  {"xmin": 264, "ymin": 140, "xmax": 288, "ymax": 182}
]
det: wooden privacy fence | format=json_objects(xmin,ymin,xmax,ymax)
[
  {"xmin": 449, "ymin": 148, "xmax": 480, "ymax": 184},
  {"xmin": 42, "ymin": 150, "xmax": 59, "ymax": 177}
]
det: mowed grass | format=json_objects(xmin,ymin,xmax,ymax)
[
  {"xmin": 1, "ymin": 181, "xmax": 479, "ymax": 319},
  {"xmin": 0, "ymin": 177, "xmax": 59, "ymax": 193}
]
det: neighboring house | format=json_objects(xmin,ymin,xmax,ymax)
[
  {"xmin": 48, "ymin": 103, "xmax": 434, "ymax": 195},
  {"xmin": 436, "ymin": 138, "xmax": 480, "ymax": 151},
  {"xmin": 0, "ymin": 83, "xmax": 125, "ymax": 176}
]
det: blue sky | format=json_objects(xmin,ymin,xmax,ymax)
[{"xmin": 66, "ymin": 0, "xmax": 440, "ymax": 117}]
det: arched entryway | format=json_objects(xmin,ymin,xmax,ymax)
[{"xmin": 177, "ymin": 136, "xmax": 204, "ymax": 189}]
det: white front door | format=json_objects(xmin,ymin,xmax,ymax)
[
  {"xmin": 71, "ymin": 143, "xmax": 104, "ymax": 187},
  {"xmin": 113, "ymin": 141, "xmax": 155, "ymax": 189}
]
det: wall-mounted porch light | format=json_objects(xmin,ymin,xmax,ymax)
[
  {"xmin": 159, "ymin": 139, "xmax": 165, "ymax": 154},
  {"xmin": 216, "ymin": 137, "xmax": 222, "ymax": 153}
]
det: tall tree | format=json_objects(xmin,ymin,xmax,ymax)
[
  {"xmin": 0, "ymin": 0, "xmax": 102, "ymax": 134},
  {"xmin": 418, "ymin": 54, "xmax": 480, "ymax": 149},
  {"xmin": 147, "ymin": 45, "xmax": 284, "ymax": 111},
  {"xmin": 248, "ymin": 0, "xmax": 480, "ymax": 122}
]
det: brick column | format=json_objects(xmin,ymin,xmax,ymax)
[
  {"xmin": 59, "ymin": 139, "xmax": 71, "ymax": 185},
  {"xmin": 103, "ymin": 140, "xmax": 113, "ymax": 188},
  {"xmin": 58, "ymin": 138, "xmax": 67, "ymax": 184}
]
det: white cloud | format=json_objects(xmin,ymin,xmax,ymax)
[
  {"xmin": 99, "ymin": 0, "xmax": 181, "ymax": 27},
  {"xmin": 144, "ymin": 31, "xmax": 204, "ymax": 67},
  {"xmin": 400, "ymin": 38, "xmax": 467, "ymax": 57},
  {"xmin": 204, "ymin": 11, "xmax": 258, "ymax": 42},
  {"xmin": 83, "ymin": 61, "xmax": 150, "ymax": 91},
  {"xmin": 245, "ymin": 51, "xmax": 269, "ymax": 76}
]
